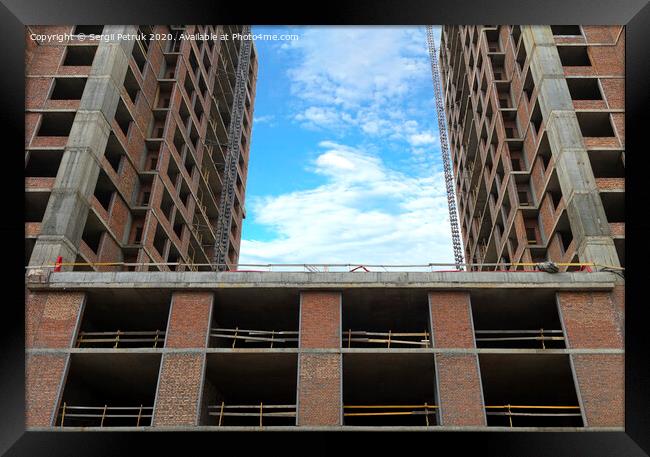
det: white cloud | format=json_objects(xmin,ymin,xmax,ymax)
[
  {"xmin": 240, "ymin": 142, "xmax": 454, "ymax": 266},
  {"xmin": 408, "ymin": 132, "xmax": 436, "ymax": 146},
  {"xmin": 253, "ymin": 114, "xmax": 276, "ymax": 125}
]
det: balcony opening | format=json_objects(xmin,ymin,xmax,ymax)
[
  {"xmin": 55, "ymin": 353, "xmax": 160, "ymax": 427},
  {"xmin": 551, "ymin": 25, "xmax": 582, "ymax": 36},
  {"xmin": 567, "ymin": 78, "xmax": 602, "ymax": 100},
  {"xmin": 166, "ymin": 245, "xmax": 181, "ymax": 270},
  {"xmin": 160, "ymin": 188, "xmax": 174, "ymax": 223},
  {"xmin": 80, "ymin": 211, "xmax": 104, "ymax": 255},
  {"xmin": 63, "ymin": 45, "xmax": 98, "ymax": 66},
  {"xmin": 210, "ymin": 289, "xmax": 299, "ymax": 348},
  {"xmin": 342, "ymin": 289, "xmax": 430, "ymax": 349},
  {"xmin": 132, "ymin": 43, "xmax": 147, "ymax": 75},
  {"xmin": 37, "ymin": 112, "xmax": 75, "ymax": 137},
  {"xmin": 479, "ymin": 354, "xmax": 583, "ymax": 427},
  {"xmin": 123, "ymin": 67, "xmax": 141, "ymax": 104},
  {"xmin": 202, "ymin": 354, "xmax": 297, "ymax": 426},
  {"xmin": 178, "ymin": 180, "xmax": 191, "ymax": 209},
  {"xmin": 576, "ymin": 112, "xmax": 616, "ymax": 138},
  {"xmin": 588, "ymin": 149, "xmax": 625, "ymax": 178},
  {"xmin": 24, "ymin": 191, "xmax": 50, "ymax": 223},
  {"xmin": 25, "ymin": 149, "xmax": 64, "ymax": 177},
  {"xmin": 152, "ymin": 223, "xmax": 168, "ymax": 258},
  {"xmin": 114, "ymin": 99, "xmax": 133, "ymax": 137},
  {"xmin": 166, "ymin": 158, "xmax": 180, "ymax": 188},
  {"xmin": 517, "ymin": 181, "xmax": 532, "ymax": 206},
  {"xmin": 76, "ymin": 289, "xmax": 171, "ymax": 348},
  {"xmin": 524, "ymin": 217, "xmax": 541, "ymax": 245},
  {"xmin": 93, "ymin": 171, "xmax": 114, "ymax": 212},
  {"xmin": 557, "ymin": 46, "xmax": 591, "ymax": 67},
  {"xmin": 172, "ymin": 218, "xmax": 184, "ymax": 240},
  {"xmin": 471, "ymin": 289, "xmax": 565, "ymax": 349},
  {"xmin": 343, "ymin": 353, "xmax": 438, "ymax": 426},
  {"xmin": 104, "ymin": 133, "xmax": 125, "ymax": 173},
  {"xmin": 601, "ymin": 190, "xmax": 625, "ymax": 223},
  {"xmin": 51, "ymin": 77, "xmax": 87, "ymax": 100}
]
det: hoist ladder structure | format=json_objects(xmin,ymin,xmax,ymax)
[
  {"xmin": 426, "ymin": 26, "xmax": 465, "ymax": 269},
  {"xmin": 214, "ymin": 25, "xmax": 252, "ymax": 270}
]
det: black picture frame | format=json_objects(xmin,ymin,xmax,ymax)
[{"xmin": 2, "ymin": 1, "xmax": 648, "ymax": 455}]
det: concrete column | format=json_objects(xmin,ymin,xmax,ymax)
[
  {"xmin": 153, "ymin": 291, "xmax": 213, "ymax": 426},
  {"xmin": 521, "ymin": 26, "xmax": 620, "ymax": 267},
  {"xmin": 29, "ymin": 26, "xmax": 137, "ymax": 269},
  {"xmin": 297, "ymin": 291, "xmax": 342, "ymax": 426},
  {"xmin": 429, "ymin": 291, "xmax": 486, "ymax": 426}
]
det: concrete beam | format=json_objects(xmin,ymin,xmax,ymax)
[{"xmin": 28, "ymin": 271, "xmax": 620, "ymax": 291}]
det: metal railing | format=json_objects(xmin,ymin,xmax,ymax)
[
  {"xmin": 75, "ymin": 330, "xmax": 165, "ymax": 348},
  {"xmin": 344, "ymin": 404, "xmax": 438, "ymax": 426},
  {"xmin": 485, "ymin": 404, "xmax": 582, "ymax": 427},
  {"xmin": 210, "ymin": 327, "xmax": 299, "ymax": 348},
  {"xmin": 474, "ymin": 329, "xmax": 564, "ymax": 349},
  {"xmin": 344, "ymin": 330, "xmax": 431, "ymax": 348},
  {"xmin": 57, "ymin": 403, "xmax": 153, "ymax": 427},
  {"xmin": 207, "ymin": 403, "xmax": 296, "ymax": 427}
]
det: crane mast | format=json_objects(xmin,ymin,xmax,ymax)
[{"xmin": 426, "ymin": 26, "xmax": 465, "ymax": 269}]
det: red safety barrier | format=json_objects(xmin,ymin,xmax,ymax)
[{"xmin": 53, "ymin": 256, "xmax": 63, "ymax": 272}]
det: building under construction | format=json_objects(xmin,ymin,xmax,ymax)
[{"xmin": 25, "ymin": 25, "xmax": 624, "ymax": 431}]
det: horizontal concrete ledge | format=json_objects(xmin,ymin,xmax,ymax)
[
  {"xmin": 28, "ymin": 271, "xmax": 620, "ymax": 290},
  {"xmin": 27, "ymin": 348, "xmax": 624, "ymax": 355},
  {"xmin": 29, "ymin": 426, "xmax": 624, "ymax": 432}
]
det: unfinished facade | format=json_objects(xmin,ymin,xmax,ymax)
[
  {"xmin": 25, "ymin": 271, "xmax": 624, "ymax": 430},
  {"xmin": 440, "ymin": 26, "xmax": 624, "ymax": 270},
  {"xmin": 25, "ymin": 25, "xmax": 257, "ymax": 271}
]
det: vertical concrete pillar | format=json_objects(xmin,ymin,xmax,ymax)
[
  {"xmin": 429, "ymin": 291, "xmax": 486, "ymax": 426},
  {"xmin": 153, "ymin": 291, "xmax": 213, "ymax": 427},
  {"xmin": 521, "ymin": 26, "xmax": 619, "ymax": 267},
  {"xmin": 29, "ymin": 26, "xmax": 138, "ymax": 268},
  {"xmin": 297, "ymin": 291, "xmax": 342, "ymax": 426},
  {"xmin": 557, "ymin": 288, "xmax": 624, "ymax": 427},
  {"xmin": 25, "ymin": 291, "xmax": 85, "ymax": 427}
]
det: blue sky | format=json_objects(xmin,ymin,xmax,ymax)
[{"xmin": 239, "ymin": 26, "xmax": 453, "ymax": 265}]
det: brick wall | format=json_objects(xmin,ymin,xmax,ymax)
[
  {"xmin": 26, "ymin": 291, "xmax": 85, "ymax": 348},
  {"xmin": 298, "ymin": 354, "xmax": 341, "ymax": 426},
  {"xmin": 435, "ymin": 354, "xmax": 486, "ymax": 426},
  {"xmin": 557, "ymin": 290, "xmax": 623, "ymax": 348},
  {"xmin": 572, "ymin": 354, "xmax": 624, "ymax": 427},
  {"xmin": 299, "ymin": 291, "xmax": 341, "ymax": 349},
  {"xmin": 165, "ymin": 291, "xmax": 213, "ymax": 348},
  {"xmin": 153, "ymin": 291, "xmax": 212, "ymax": 426},
  {"xmin": 26, "ymin": 353, "xmax": 67, "ymax": 427},
  {"xmin": 153, "ymin": 353, "xmax": 205, "ymax": 426},
  {"xmin": 429, "ymin": 291, "xmax": 475, "ymax": 348}
]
